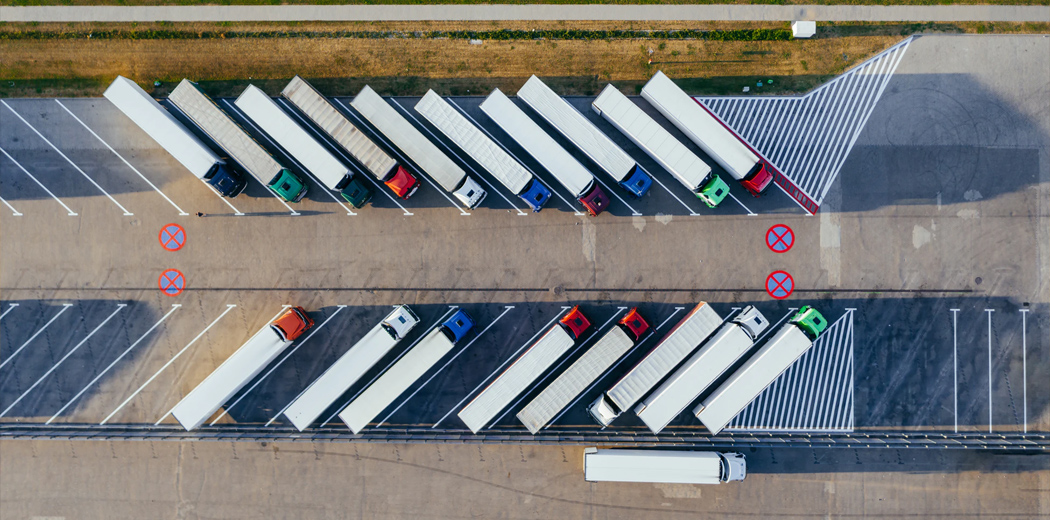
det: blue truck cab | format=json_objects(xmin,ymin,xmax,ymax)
[
  {"xmin": 620, "ymin": 164, "xmax": 653, "ymax": 198},
  {"xmin": 204, "ymin": 161, "xmax": 248, "ymax": 197},
  {"xmin": 518, "ymin": 178, "xmax": 552, "ymax": 212},
  {"xmin": 441, "ymin": 309, "xmax": 476, "ymax": 344}
]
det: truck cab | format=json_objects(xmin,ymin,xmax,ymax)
[
  {"xmin": 454, "ymin": 177, "xmax": 488, "ymax": 209},
  {"xmin": 740, "ymin": 161, "xmax": 774, "ymax": 197},
  {"xmin": 588, "ymin": 396, "xmax": 620, "ymax": 427},
  {"xmin": 268, "ymin": 168, "xmax": 308, "ymax": 202},
  {"xmin": 381, "ymin": 305, "xmax": 421, "ymax": 340},
  {"xmin": 205, "ymin": 162, "xmax": 248, "ymax": 197},
  {"xmin": 579, "ymin": 183, "xmax": 610, "ymax": 216},
  {"xmin": 384, "ymin": 165, "xmax": 420, "ymax": 199},
  {"xmin": 619, "ymin": 308, "xmax": 650, "ymax": 341},
  {"xmin": 519, "ymin": 178, "xmax": 552, "ymax": 212},
  {"xmin": 339, "ymin": 175, "xmax": 375, "ymax": 208},
  {"xmin": 620, "ymin": 165, "xmax": 653, "ymax": 198},
  {"xmin": 718, "ymin": 452, "xmax": 747, "ymax": 482},
  {"xmin": 441, "ymin": 309, "xmax": 476, "ymax": 343},
  {"xmin": 791, "ymin": 306, "xmax": 827, "ymax": 340},
  {"xmin": 270, "ymin": 306, "xmax": 315, "ymax": 342},
  {"xmin": 697, "ymin": 173, "xmax": 730, "ymax": 208},
  {"xmin": 732, "ymin": 306, "xmax": 769, "ymax": 341},
  {"xmin": 559, "ymin": 306, "xmax": 592, "ymax": 339}
]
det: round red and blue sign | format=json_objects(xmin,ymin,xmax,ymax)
[
  {"xmin": 766, "ymin": 271, "xmax": 794, "ymax": 300},
  {"xmin": 766, "ymin": 224, "xmax": 794, "ymax": 253},
  {"xmin": 159, "ymin": 269, "xmax": 185, "ymax": 297}
]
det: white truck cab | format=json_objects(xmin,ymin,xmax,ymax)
[{"xmin": 382, "ymin": 305, "xmax": 420, "ymax": 340}]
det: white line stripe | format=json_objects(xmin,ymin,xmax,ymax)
[
  {"xmin": 986, "ymin": 309, "xmax": 993, "ymax": 433},
  {"xmin": 751, "ymin": 99, "xmax": 788, "ymax": 158},
  {"xmin": 648, "ymin": 171, "xmax": 702, "ymax": 216},
  {"xmin": 832, "ymin": 312, "xmax": 855, "ymax": 430},
  {"xmin": 810, "ymin": 319, "xmax": 841, "ymax": 428},
  {"xmin": 769, "ymin": 93, "xmax": 816, "ymax": 175},
  {"xmin": 803, "ymin": 69, "xmax": 863, "ymax": 188},
  {"xmin": 951, "ymin": 308, "xmax": 959, "ymax": 433},
  {"xmin": 2, "ymin": 100, "xmax": 133, "ymax": 215},
  {"xmin": 792, "ymin": 75, "xmax": 850, "ymax": 185},
  {"xmin": 726, "ymin": 192, "xmax": 756, "ymax": 216},
  {"xmin": 762, "ymin": 99, "xmax": 801, "ymax": 169},
  {"xmin": 1020, "ymin": 309, "xmax": 1028, "ymax": 434},
  {"xmin": 100, "ymin": 304, "xmax": 236, "ymax": 425},
  {"xmin": 820, "ymin": 321, "xmax": 848, "ymax": 429},
  {"xmin": 1, "ymin": 304, "xmax": 127, "ymax": 417},
  {"xmin": 738, "ymin": 99, "xmax": 770, "ymax": 149},
  {"xmin": 0, "ymin": 195, "xmax": 22, "ymax": 216},
  {"xmin": 55, "ymin": 100, "xmax": 189, "ymax": 215},
  {"xmin": 0, "ymin": 303, "xmax": 19, "ymax": 321},
  {"xmin": 780, "ymin": 85, "xmax": 832, "ymax": 179},
  {"xmin": 0, "ymin": 146, "xmax": 78, "ymax": 215},
  {"xmin": 734, "ymin": 98, "xmax": 761, "ymax": 139},
  {"xmin": 219, "ymin": 100, "xmax": 301, "ymax": 216},
  {"xmin": 0, "ymin": 303, "xmax": 73, "ymax": 369},
  {"xmin": 47, "ymin": 304, "xmax": 180, "ymax": 424}
]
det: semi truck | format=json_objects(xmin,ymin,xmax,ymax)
[
  {"xmin": 516, "ymin": 308, "xmax": 649, "ymax": 434},
  {"xmin": 280, "ymin": 76, "xmax": 418, "ymax": 200},
  {"xmin": 338, "ymin": 310, "xmax": 475, "ymax": 433},
  {"xmin": 171, "ymin": 307, "xmax": 314, "ymax": 431},
  {"xmin": 641, "ymin": 71, "xmax": 774, "ymax": 197},
  {"xmin": 516, "ymin": 75, "xmax": 652, "ymax": 198},
  {"xmin": 233, "ymin": 85, "xmax": 373, "ymax": 208},
  {"xmin": 350, "ymin": 85, "xmax": 487, "ymax": 209},
  {"xmin": 283, "ymin": 305, "xmax": 420, "ymax": 431},
  {"xmin": 414, "ymin": 90, "xmax": 552, "ymax": 212},
  {"xmin": 693, "ymin": 306, "xmax": 828, "ymax": 435},
  {"xmin": 479, "ymin": 88, "xmax": 610, "ymax": 216},
  {"xmin": 588, "ymin": 302, "xmax": 723, "ymax": 427},
  {"xmin": 634, "ymin": 306, "xmax": 769, "ymax": 434},
  {"xmin": 457, "ymin": 307, "xmax": 591, "ymax": 433},
  {"xmin": 591, "ymin": 84, "xmax": 730, "ymax": 208},
  {"xmin": 103, "ymin": 76, "xmax": 247, "ymax": 198},
  {"xmin": 167, "ymin": 79, "xmax": 308, "ymax": 203},
  {"xmin": 584, "ymin": 448, "xmax": 746, "ymax": 484}
]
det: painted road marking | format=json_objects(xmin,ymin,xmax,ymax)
[
  {"xmin": 101, "ymin": 304, "xmax": 236, "ymax": 425},
  {"xmin": 159, "ymin": 224, "xmax": 186, "ymax": 251},
  {"xmin": 986, "ymin": 309, "xmax": 994, "ymax": 433},
  {"xmin": 47, "ymin": 304, "xmax": 181, "ymax": 424},
  {"xmin": 766, "ymin": 224, "xmax": 794, "ymax": 253},
  {"xmin": 726, "ymin": 192, "xmax": 756, "ymax": 216},
  {"xmin": 0, "ymin": 303, "xmax": 73, "ymax": 370},
  {"xmin": 158, "ymin": 269, "xmax": 185, "ymax": 297},
  {"xmin": 0, "ymin": 303, "xmax": 19, "ymax": 322},
  {"xmin": 766, "ymin": 271, "xmax": 794, "ymax": 299},
  {"xmin": 950, "ymin": 308, "xmax": 960, "ymax": 433},
  {"xmin": 1020, "ymin": 308, "xmax": 1028, "ymax": 433},
  {"xmin": 55, "ymin": 99, "xmax": 189, "ymax": 216},
  {"xmin": 0, "ymin": 195, "xmax": 22, "ymax": 216},
  {"xmin": 218, "ymin": 100, "xmax": 301, "ymax": 216},
  {"xmin": 1, "ymin": 100, "xmax": 134, "ymax": 216},
  {"xmin": 646, "ymin": 172, "xmax": 702, "ymax": 216},
  {"xmin": 0, "ymin": 146, "xmax": 78, "ymax": 216},
  {"xmin": 0, "ymin": 303, "xmax": 127, "ymax": 418}
]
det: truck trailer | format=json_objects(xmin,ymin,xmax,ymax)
[
  {"xmin": 350, "ymin": 85, "xmax": 487, "ymax": 209},
  {"xmin": 457, "ymin": 307, "xmax": 591, "ymax": 433},
  {"xmin": 641, "ymin": 71, "xmax": 774, "ymax": 197},
  {"xmin": 167, "ymin": 79, "xmax": 308, "ymax": 203},
  {"xmin": 584, "ymin": 448, "xmax": 746, "ymax": 484},
  {"xmin": 414, "ymin": 90, "xmax": 552, "ymax": 212},
  {"xmin": 171, "ymin": 307, "xmax": 314, "ymax": 431},
  {"xmin": 103, "ymin": 76, "xmax": 247, "ymax": 198},
  {"xmin": 280, "ymin": 76, "xmax": 418, "ymax": 200},
  {"xmin": 516, "ymin": 308, "xmax": 649, "ymax": 434},
  {"xmin": 338, "ymin": 310, "xmax": 475, "ymax": 433},
  {"xmin": 693, "ymin": 306, "xmax": 828, "ymax": 435},
  {"xmin": 634, "ymin": 306, "xmax": 769, "ymax": 434},
  {"xmin": 591, "ymin": 84, "xmax": 730, "ymax": 208},
  {"xmin": 588, "ymin": 302, "xmax": 723, "ymax": 426},
  {"xmin": 282, "ymin": 305, "xmax": 420, "ymax": 431},
  {"xmin": 516, "ymin": 75, "xmax": 652, "ymax": 198},
  {"xmin": 479, "ymin": 88, "xmax": 610, "ymax": 216}
]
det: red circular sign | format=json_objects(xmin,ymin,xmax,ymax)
[
  {"xmin": 159, "ymin": 223, "xmax": 186, "ymax": 252},
  {"xmin": 158, "ymin": 269, "xmax": 185, "ymax": 297},
  {"xmin": 766, "ymin": 224, "xmax": 794, "ymax": 253},
  {"xmin": 765, "ymin": 271, "xmax": 794, "ymax": 300}
]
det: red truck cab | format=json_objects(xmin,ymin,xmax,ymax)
[
  {"xmin": 618, "ymin": 308, "xmax": 650, "ymax": 341},
  {"xmin": 559, "ymin": 306, "xmax": 592, "ymax": 339},
  {"xmin": 740, "ymin": 161, "xmax": 774, "ymax": 197},
  {"xmin": 271, "ymin": 306, "xmax": 314, "ymax": 341},
  {"xmin": 385, "ymin": 165, "xmax": 420, "ymax": 199}
]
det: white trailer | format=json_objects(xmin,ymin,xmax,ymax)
[
  {"xmin": 103, "ymin": 76, "xmax": 246, "ymax": 197},
  {"xmin": 589, "ymin": 302, "xmax": 722, "ymax": 426},
  {"xmin": 584, "ymin": 448, "xmax": 746, "ymax": 484},
  {"xmin": 634, "ymin": 306, "xmax": 769, "ymax": 434},
  {"xmin": 283, "ymin": 306, "xmax": 419, "ymax": 431},
  {"xmin": 591, "ymin": 84, "xmax": 730, "ymax": 208},
  {"xmin": 350, "ymin": 85, "xmax": 487, "ymax": 209},
  {"xmin": 693, "ymin": 307, "xmax": 827, "ymax": 435},
  {"xmin": 516, "ymin": 75, "xmax": 652, "ymax": 198},
  {"xmin": 479, "ymin": 88, "xmax": 609, "ymax": 216},
  {"xmin": 414, "ymin": 90, "xmax": 551, "ymax": 212}
]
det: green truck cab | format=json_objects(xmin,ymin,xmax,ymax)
[
  {"xmin": 268, "ymin": 168, "xmax": 308, "ymax": 203},
  {"xmin": 697, "ymin": 174, "xmax": 731, "ymax": 208},
  {"xmin": 339, "ymin": 176, "xmax": 375, "ymax": 208},
  {"xmin": 790, "ymin": 306, "xmax": 828, "ymax": 340}
]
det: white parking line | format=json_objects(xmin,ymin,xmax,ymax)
[
  {"xmin": 377, "ymin": 305, "xmax": 514, "ymax": 428},
  {"xmin": 0, "ymin": 146, "xmax": 78, "ymax": 216},
  {"xmin": 100, "ymin": 304, "xmax": 236, "ymax": 425},
  {"xmin": 433, "ymin": 306, "xmax": 569, "ymax": 429},
  {"xmin": 591, "ymin": 176, "xmax": 641, "ymax": 216},
  {"xmin": 0, "ymin": 303, "xmax": 19, "ymax": 321},
  {"xmin": 986, "ymin": 308, "xmax": 994, "ymax": 433},
  {"xmin": 0, "ymin": 303, "xmax": 126, "ymax": 418},
  {"xmin": 1020, "ymin": 308, "xmax": 1028, "ymax": 433},
  {"xmin": 218, "ymin": 100, "xmax": 301, "ymax": 216},
  {"xmin": 647, "ymin": 173, "xmax": 701, "ymax": 216},
  {"xmin": 447, "ymin": 98, "xmax": 584, "ymax": 216},
  {"xmin": 0, "ymin": 303, "xmax": 73, "ymax": 370},
  {"xmin": 2, "ymin": 100, "xmax": 133, "ymax": 216},
  {"xmin": 0, "ymin": 195, "xmax": 22, "ymax": 216},
  {"xmin": 319, "ymin": 306, "xmax": 460, "ymax": 428},
  {"xmin": 46, "ymin": 304, "xmax": 181, "ymax": 424},
  {"xmin": 389, "ymin": 98, "xmax": 527, "ymax": 216},
  {"xmin": 55, "ymin": 100, "xmax": 190, "ymax": 216},
  {"xmin": 726, "ymin": 191, "xmax": 756, "ymax": 216},
  {"xmin": 213, "ymin": 305, "xmax": 346, "ymax": 425},
  {"xmin": 950, "ymin": 308, "xmax": 959, "ymax": 433}
]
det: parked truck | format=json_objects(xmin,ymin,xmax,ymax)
[
  {"xmin": 642, "ymin": 71, "xmax": 774, "ymax": 197},
  {"xmin": 414, "ymin": 90, "xmax": 552, "ymax": 212},
  {"xmin": 167, "ymin": 79, "xmax": 308, "ymax": 203},
  {"xmin": 233, "ymin": 85, "xmax": 373, "ymax": 208},
  {"xmin": 103, "ymin": 76, "xmax": 247, "ymax": 198},
  {"xmin": 457, "ymin": 307, "xmax": 591, "ymax": 433},
  {"xmin": 171, "ymin": 307, "xmax": 314, "ymax": 431},
  {"xmin": 634, "ymin": 306, "xmax": 769, "ymax": 434},
  {"xmin": 588, "ymin": 302, "xmax": 722, "ymax": 426},
  {"xmin": 516, "ymin": 308, "xmax": 649, "ymax": 434},
  {"xmin": 591, "ymin": 84, "xmax": 730, "ymax": 208},
  {"xmin": 516, "ymin": 75, "xmax": 652, "ymax": 198},
  {"xmin": 283, "ymin": 305, "xmax": 420, "ymax": 431},
  {"xmin": 693, "ymin": 306, "xmax": 828, "ymax": 435},
  {"xmin": 280, "ymin": 76, "xmax": 418, "ymax": 200},
  {"xmin": 584, "ymin": 448, "xmax": 746, "ymax": 484},
  {"xmin": 338, "ymin": 310, "xmax": 475, "ymax": 433},
  {"xmin": 350, "ymin": 85, "xmax": 487, "ymax": 209},
  {"xmin": 479, "ymin": 88, "xmax": 610, "ymax": 216}
]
